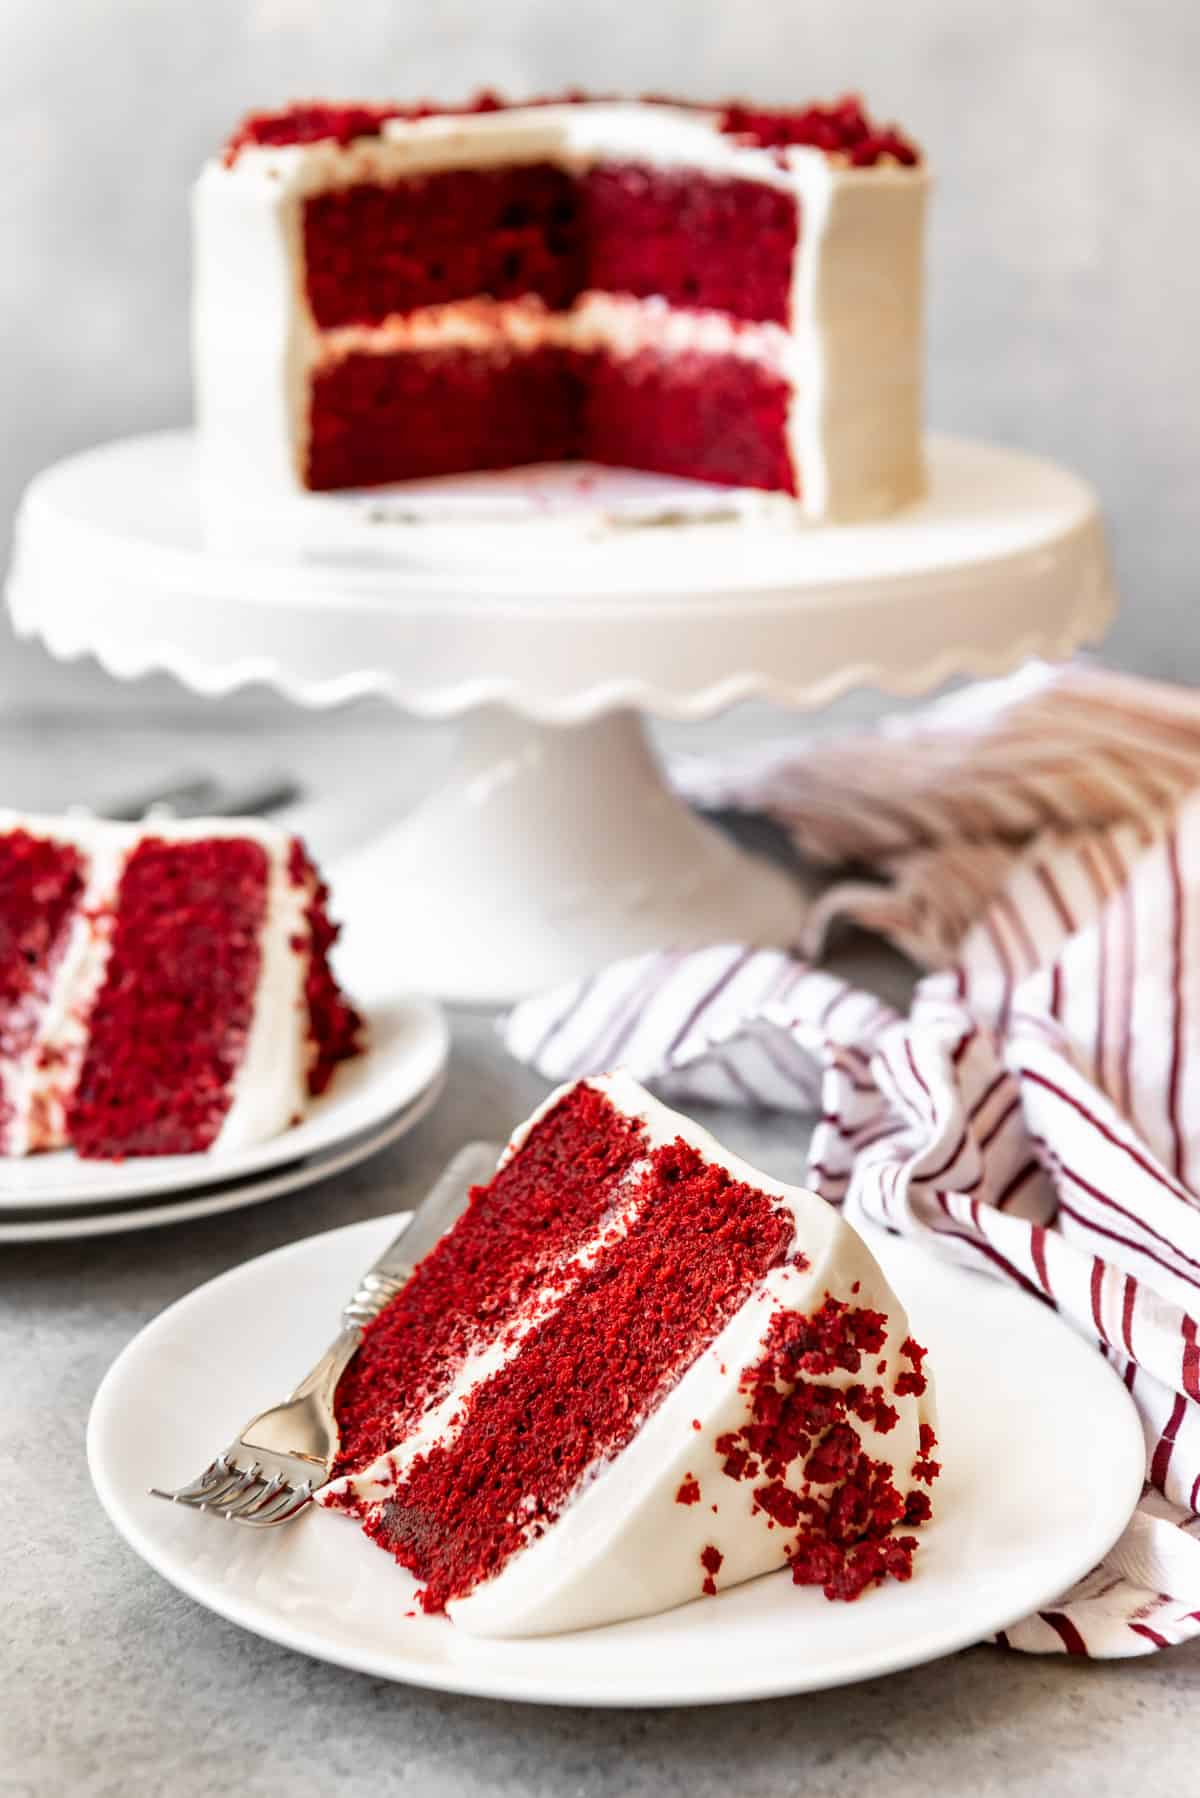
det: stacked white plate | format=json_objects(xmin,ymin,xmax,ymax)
[{"xmin": 0, "ymin": 863, "xmax": 449, "ymax": 1242}]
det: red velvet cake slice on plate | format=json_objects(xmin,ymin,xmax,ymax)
[
  {"xmin": 320, "ymin": 1071, "xmax": 939, "ymax": 1636},
  {"xmin": 0, "ymin": 812, "xmax": 361, "ymax": 1159},
  {"xmin": 195, "ymin": 94, "xmax": 926, "ymax": 520}
]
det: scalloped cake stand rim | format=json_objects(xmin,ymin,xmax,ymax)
[
  {"xmin": 7, "ymin": 429, "xmax": 1114, "ymax": 722},
  {"xmin": 5, "ymin": 432, "xmax": 1115, "ymax": 1001}
]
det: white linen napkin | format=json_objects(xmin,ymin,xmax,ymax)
[{"xmin": 502, "ymin": 660, "xmax": 1200, "ymax": 1656}]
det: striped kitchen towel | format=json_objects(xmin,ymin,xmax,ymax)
[{"xmin": 502, "ymin": 660, "xmax": 1200, "ymax": 1656}]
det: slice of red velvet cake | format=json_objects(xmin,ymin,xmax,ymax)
[
  {"xmin": 0, "ymin": 812, "xmax": 361, "ymax": 1159},
  {"xmin": 319, "ymin": 1071, "xmax": 939, "ymax": 1636},
  {"xmin": 195, "ymin": 94, "xmax": 926, "ymax": 520}
]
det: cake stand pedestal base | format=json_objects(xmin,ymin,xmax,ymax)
[{"xmin": 333, "ymin": 707, "xmax": 807, "ymax": 1005}]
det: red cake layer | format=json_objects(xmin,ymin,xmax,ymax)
[
  {"xmin": 308, "ymin": 344, "xmax": 579, "ymax": 489},
  {"xmin": 361, "ymin": 1134, "xmax": 795, "ymax": 1614},
  {"xmin": 0, "ymin": 831, "xmax": 85, "ymax": 1147},
  {"xmin": 304, "ymin": 164, "xmax": 584, "ymax": 327},
  {"xmin": 67, "ymin": 838, "xmax": 270, "ymax": 1158},
  {"xmin": 224, "ymin": 93, "xmax": 919, "ymax": 168},
  {"xmin": 287, "ymin": 840, "xmax": 364, "ymax": 1095},
  {"xmin": 582, "ymin": 164, "xmax": 797, "ymax": 325},
  {"xmin": 308, "ymin": 345, "xmax": 795, "ymax": 494},
  {"xmin": 580, "ymin": 347, "xmax": 796, "ymax": 493},
  {"xmin": 332, "ymin": 1084, "xmax": 650, "ymax": 1479},
  {"xmin": 303, "ymin": 163, "xmax": 797, "ymax": 330}
]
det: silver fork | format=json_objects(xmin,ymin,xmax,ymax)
[{"xmin": 150, "ymin": 1141, "xmax": 500, "ymax": 1528}]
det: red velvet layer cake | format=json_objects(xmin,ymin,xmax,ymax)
[
  {"xmin": 195, "ymin": 95, "xmax": 927, "ymax": 520},
  {"xmin": 318, "ymin": 1071, "xmax": 939, "ymax": 1637},
  {"xmin": 0, "ymin": 813, "xmax": 361, "ymax": 1159}
]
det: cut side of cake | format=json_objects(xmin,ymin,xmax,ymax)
[
  {"xmin": 0, "ymin": 813, "xmax": 362, "ymax": 1159},
  {"xmin": 195, "ymin": 94, "xmax": 926, "ymax": 520},
  {"xmin": 320, "ymin": 1071, "xmax": 939, "ymax": 1637}
]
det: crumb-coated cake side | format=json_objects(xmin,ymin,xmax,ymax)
[
  {"xmin": 194, "ymin": 93, "xmax": 927, "ymax": 520},
  {"xmin": 318, "ymin": 1071, "xmax": 939, "ymax": 1637},
  {"xmin": 0, "ymin": 812, "xmax": 361, "ymax": 1159}
]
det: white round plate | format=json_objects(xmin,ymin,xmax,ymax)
[
  {"xmin": 10, "ymin": 431, "xmax": 1113, "ymax": 720},
  {"xmin": 89, "ymin": 1220, "xmax": 1144, "ymax": 1708},
  {"xmin": 0, "ymin": 1074, "xmax": 444, "ymax": 1244},
  {"xmin": 0, "ymin": 992, "xmax": 447, "ymax": 1211}
]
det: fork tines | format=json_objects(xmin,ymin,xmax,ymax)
[{"xmin": 151, "ymin": 1455, "xmax": 315, "ymax": 1527}]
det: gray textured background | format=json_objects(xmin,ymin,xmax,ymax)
[{"xmin": 3, "ymin": 0, "xmax": 1198, "ymax": 716}]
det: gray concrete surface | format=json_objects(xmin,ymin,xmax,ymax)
[
  {"xmin": 2, "ymin": 713, "xmax": 1199, "ymax": 1797},
  {"xmin": 4, "ymin": 0, "xmax": 1200, "ymax": 715}
]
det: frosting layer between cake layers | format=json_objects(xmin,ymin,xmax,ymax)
[
  {"xmin": 194, "ymin": 100, "xmax": 927, "ymax": 518},
  {"xmin": 320, "ymin": 1070, "xmax": 938, "ymax": 1637},
  {"xmin": 0, "ymin": 812, "xmax": 360, "ymax": 1158}
]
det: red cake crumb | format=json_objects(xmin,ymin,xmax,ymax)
[
  {"xmin": 224, "ymin": 93, "xmax": 918, "ymax": 168},
  {"xmin": 68, "ymin": 838, "xmax": 269, "ymax": 1158},
  {"xmin": 894, "ymin": 1336, "xmax": 929, "ymax": 1397},
  {"xmin": 910, "ymin": 1420, "xmax": 942, "ymax": 1485},
  {"xmin": 904, "ymin": 1490, "xmax": 934, "ymax": 1526},
  {"xmin": 287, "ymin": 840, "xmax": 363, "ymax": 1094},
  {"xmin": 845, "ymin": 1384, "xmax": 900, "ymax": 1434},
  {"xmin": 714, "ymin": 1300, "xmax": 937, "ymax": 1603},
  {"xmin": 360, "ymin": 1129, "xmax": 793, "ymax": 1613},
  {"xmin": 718, "ymin": 95, "xmax": 919, "ymax": 166},
  {"xmin": 0, "ymin": 831, "xmax": 85, "ymax": 1146},
  {"xmin": 789, "ymin": 1528, "xmax": 920, "ymax": 1601},
  {"xmin": 224, "ymin": 94, "xmax": 518, "ymax": 164},
  {"xmin": 676, "ymin": 1476, "xmax": 701, "ymax": 1506},
  {"xmin": 226, "ymin": 102, "xmax": 404, "ymax": 162},
  {"xmin": 700, "ymin": 1545, "xmax": 724, "ymax": 1596},
  {"xmin": 754, "ymin": 1479, "xmax": 804, "ymax": 1529}
]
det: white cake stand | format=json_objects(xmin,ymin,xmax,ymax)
[{"xmin": 7, "ymin": 431, "xmax": 1115, "ymax": 1003}]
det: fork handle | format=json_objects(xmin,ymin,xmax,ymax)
[
  {"xmin": 282, "ymin": 1324, "xmax": 364, "ymax": 1416},
  {"xmin": 280, "ymin": 1267, "xmax": 411, "ymax": 1412},
  {"xmin": 342, "ymin": 1268, "xmax": 411, "ymax": 1330},
  {"xmin": 279, "ymin": 1146, "xmax": 499, "ymax": 1418}
]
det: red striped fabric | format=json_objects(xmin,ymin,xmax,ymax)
[{"xmin": 503, "ymin": 662, "xmax": 1200, "ymax": 1656}]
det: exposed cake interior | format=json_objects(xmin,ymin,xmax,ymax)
[
  {"xmin": 68, "ymin": 837, "xmax": 269, "ymax": 1158},
  {"xmin": 323, "ymin": 1074, "xmax": 938, "ymax": 1633},
  {"xmin": 0, "ymin": 815, "xmax": 363, "ymax": 1159},
  {"xmin": 0, "ymin": 830, "xmax": 86, "ymax": 1150},
  {"xmin": 300, "ymin": 157, "xmax": 801, "ymax": 492},
  {"xmin": 333, "ymin": 1081, "xmax": 649, "ymax": 1475},
  {"xmin": 201, "ymin": 93, "xmax": 924, "ymax": 505}
]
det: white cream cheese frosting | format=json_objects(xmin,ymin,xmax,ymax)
[
  {"xmin": 319, "ymin": 1070, "xmax": 937, "ymax": 1637},
  {"xmin": 193, "ymin": 102, "xmax": 927, "ymax": 520},
  {"xmin": 312, "ymin": 293, "xmax": 796, "ymax": 374},
  {"xmin": 0, "ymin": 811, "xmax": 314, "ymax": 1156}
]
